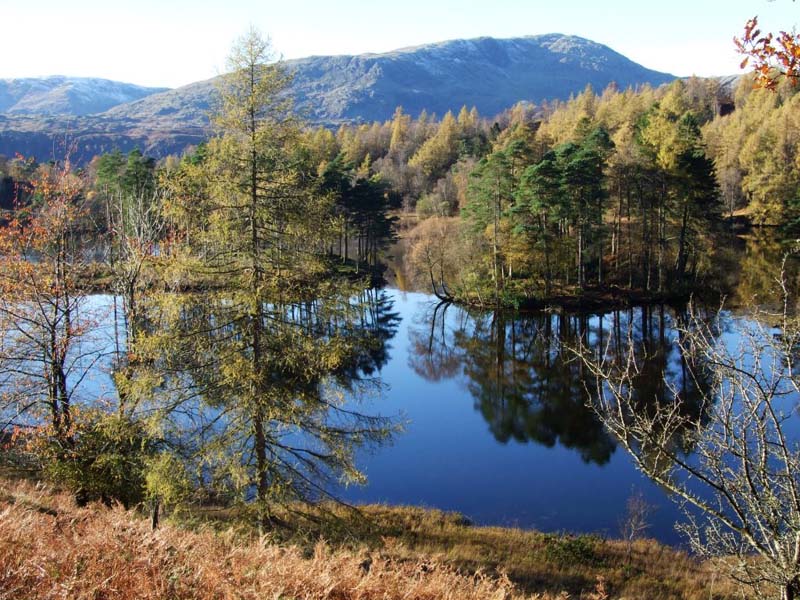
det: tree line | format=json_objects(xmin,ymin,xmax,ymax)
[
  {"xmin": 6, "ymin": 72, "xmax": 798, "ymax": 310},
  {"xmin": 400, "ymin": 78, "xmax": 799, "ymax": 306}
]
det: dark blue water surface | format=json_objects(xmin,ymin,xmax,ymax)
[
  {"xmin": 69, "ymin": 288, "xmax": 759, "ymax": 547},
  {"xmin": 333, "ymin": 289, "xmax": 690, "ymax": 545}
]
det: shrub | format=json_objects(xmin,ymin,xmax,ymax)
[{"xmin": 39, "ymin": 410, "xmax": 153, "ymax": 508}]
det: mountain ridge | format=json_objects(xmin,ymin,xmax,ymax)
[
  {"xmin": 0, "ymin": 76, "xmax": 168, "ymax": 116},
  {"xmin": 0, "ymin": 34, "xmax": 678, "ymax": 162}
]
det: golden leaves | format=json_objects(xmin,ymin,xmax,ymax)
[{"xmin": 735, "ymin": 16, "xmax": 800, "ymax": 90}]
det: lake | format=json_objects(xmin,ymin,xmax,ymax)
[
  {"xmin": 330, "ymin": 288, "xmax": 709, "ymax": 546},
  {"xmin": 51, "ymin": 281, "xmax": 790, "ymax": 547}
]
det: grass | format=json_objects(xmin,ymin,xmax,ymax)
[
  {"xmin": 0, "ymin": 478, "xmax": 528, "ymax": 600},
  {"xmin": 0, "ymin": 475, "xmax": 747, "ymax": 600},
  {"xmin": 256, "ymin": 503, "xmax": 742, "ymax": 599}
]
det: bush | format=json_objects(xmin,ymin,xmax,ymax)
[
  {"xmin": 145, "ymin": 452, "xmax": 193, "ymax": 511},
  {"xmin": 40, "ymin": 411, "xmax": 153, "ymax": 508},
  {"xmin": 544, "ymin": 534, "xmax": 605, "ymax": 568}
]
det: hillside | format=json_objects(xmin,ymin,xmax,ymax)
[
  {"xmin": 0, "ymin": 76, "xmax": 167, "ymax": 116},
  {"xmin": 285, "ymin": 33, "xmax": 675, "ymax": 122},
  {"xmin": 0, "ymin": 34, "xmax": 676, "ymax": 162},
  {"xmin": 0, "ymin": 477, "xmax": 740, "ymax": 599},
  {"xmin": 107, "ymin": 34, "xmax": 676, "ymax": 126}
]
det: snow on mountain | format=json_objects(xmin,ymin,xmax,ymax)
[{"xmin": 0, "ymin": 76, "xmax": 168, "ymax": 116}]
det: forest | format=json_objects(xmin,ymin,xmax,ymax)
[
  {"xmin": 3, "ymin": 22, "xmax": 800, "ymax": 600},
  {"xmin": 4, "ymin": 64, "xmax": 800, "ymax": 309}
]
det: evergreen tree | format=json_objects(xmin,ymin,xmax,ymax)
[
  {"xmin": 464, "ymin": 149, "xmax": 516, "ymax": 299},
  {"xmin": 146, "ymin": 29, "xmax": 395, "ymax": 529}
]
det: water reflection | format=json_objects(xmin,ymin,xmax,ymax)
[
  {"xmin": 7, "ymin": 286, "xmax": 727, "ymax": 541},
  {"xmin": 116, "ymin": 287, "xmax": 403, "ymax": 507},
  {"xmin": 732, "ymin": 231, "xmax": 800, "ymax": 311},
  {"xmin": 335, "ymin": 289, "xmax": 401, "ymax": 381},
  {"xmin": 408, "ymin": 301, "xmax": 712, "ymax": 466}
]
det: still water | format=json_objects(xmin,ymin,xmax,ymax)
[
  {"xmin": 69, "ymin": 286, "xmax": 762, "ymax": 547},
  {"xmin": 333, "ymin": 288, "xmax": 691, "ymax": 545}
]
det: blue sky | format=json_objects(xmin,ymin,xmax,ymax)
[{"xmin": 2, "ymin": 0, "xmax": 797, "ymax": 88}]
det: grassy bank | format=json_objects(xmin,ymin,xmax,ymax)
[{"xmin": 0, "ymin": 477, "xmax": 744, "ymax": 600}]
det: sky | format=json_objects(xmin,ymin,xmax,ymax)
[{"xmin": 1, "ymin": 0, "xmax": 798, "ymax": 89}]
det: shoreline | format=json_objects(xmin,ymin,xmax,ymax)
[{"xmin": 0, "ymin": 475, "xmax": 744, "ymax": 599}]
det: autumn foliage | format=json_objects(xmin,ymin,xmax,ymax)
[
  {"xmin": 0, "ymin": 480, "xmax": 530, "ymax": 600},
  {"xmin": 0, "ymin": 161, "xmax": 97, "ymax": 444},
  {"xmin": 735, "ymin": 16, "xmax": 800, "ymax": 89}
]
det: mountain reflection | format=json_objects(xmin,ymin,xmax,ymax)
[{"xmin": 409, "ymin": 301, "xmax": 710, "ymax": 465}]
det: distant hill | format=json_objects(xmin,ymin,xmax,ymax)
[
  {"xmin": 0, "ymin": 34, "xmax": 676, "ymax": 162},
  {"xmin": 0, "ymin": 76, "xmax": 167, "ymax": 116},
  {"xmin": 104, "ymin": 34, "xmax": 676, "ymax": 126},
  {"xmin": 285, "ymin": 34, "xmax": 676, "ymax": 122}
]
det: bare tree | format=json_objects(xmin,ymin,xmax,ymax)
[
  {"xmin": 108, "ymin": 189, "xmax": 166, "ymax": 352},
  {"xmin": 105, "ymin": 187, "xmax": 166, "ymax": 418},
  {"xmin": 619, "ymin": 488, "xmax": 653, "ymax": 564},
  {"xmin": 579, "ymin": 283, "xmax": 800, "ymax": 599},
  {"xmin": 406, "ymin": 216, "xmax": 460, "ymax": 300},
  {"xmin": 0, "ymin": 161, "xmax": 104, "ymax": 446}
]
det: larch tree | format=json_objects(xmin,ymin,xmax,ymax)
[
  {"xmin": 144, "ymin": 29, "xmax": 396, "ymax": 530},
  {"xmin": 409, "ymin": 111, "xmax": 461, "ymax": 181}
]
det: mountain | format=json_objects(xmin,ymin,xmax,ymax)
[
  {"xmin": 286, "ymin": 34, "xmax": 675, "ymax": 122},
  {"xmin": 0, "ymin": 76, "xmax": 168, "ymax": 116},
  {"xmin": 104, "ymin": 34, "xmax": 676, "ymax": 126},
  {"xmin": 0, "ymin": 34, "xmax": 676, "ymax": 162}
]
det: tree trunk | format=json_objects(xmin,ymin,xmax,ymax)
[
  {"xmin": 151, "ymin": 498, "xmax": 160, "ymax": 530},
  {"xmin": 542, "ymin": 214, "xmax": 551, "ymax": 297},
  {"xmin": 657, "ymin": 183, "xmax": 667, "ymax": 293},
  {"xmin": 675, "ymin": 199, "xmax": 690, "ymax": 284},
  {"xmin": 253, "ymin": 412, "xmax": 270, "ymax": 533},
  {"xmin": 783, "ymin": 582, "xmax": 796, "ymax": 600},
  {"xmin": 493, "ymin": 185, "xmax": 500, "ymax": 302},
  {"xmin": 577, "ymin": 216, "xmax": 584, "ymax": 291}
]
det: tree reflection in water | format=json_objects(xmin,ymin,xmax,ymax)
[
  {"xmin": 131, "ymin": 287, "xmax": 402, "ymax": 512},
  {"xmin": 408, "ymin": 301, "xmax": 712, "ymax": 466}
]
